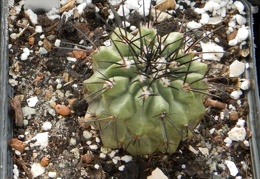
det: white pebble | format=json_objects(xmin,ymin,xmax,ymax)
[
  {"xmin": 225, "ymin": 160, "xmax": 239, "ymax": 176},
  {"xmin": 83, "ymin": 131, "xmax": 92, "ymax": 139},
  {"xmin": 77, "ymin": 2, "xmax": 87, "ymax": 14},
  {"xmin": 99, "ymin": 153, "xmax": 106, "ymax": 158},
  {"xmin": 112, "ymin": 158, "xmax": 119, "ymax": 164},
  {"xmin": 27, "ymin": 96, "xmax": 38, "ymax": 107},
  {"xmin": 121, "ymin": 155, "xmax": 133, "ymax": 163},
  {"xmin": 20, "ymin": 47, "xmax": 30, "ymax": 60},
  {"xmin": 118, "ymin": 165, "xmax": 125, "ymax": 171},
  {"xmin": 236, "ymin": 26, "xmax": 249, "ymax": 43},
  {"xmin": 130, "ymin": 25, "xmax": 137, "ymax": 31},
  {"xmin": 194, "ymin": 7, "xmax": 205, "ymax": 14},
  {"xmin": 234, "ymin": 1, "xmax": 245, "ymax": 14},
  {"xmin": 35, "ymin": 25, "xmax": 43, "ymax": 33},
  {"xmin": 89, "ymin": 144, "xmax": 98, "ymax": 150},
  {"xmin": 38, "ymin": 40, "xmax": 43, "ymax": 46},
  {"xmin": 228, "ymin": 38, "xmax": 238, "ymax": 46},
  {"xmin": 230, "ymin": 90, "xmax": 243, "ymax": 100},
  {"xmin": 229, "ymin": 60, "xmax": 245, "ymax": 77},
  {"xmin": 70, "ymin": 138, "xmax": 77, "ymax": 146},
  {"xmin": 204, "ymin": 1, "xmax": 219, "ymax": 12},
  {"xmin": 30, "ymin": 132, "xmax": 49, "ymax": 148},
  {"xmin": 228, "ymin": 126, "xmax": 246, "ymax": 141},
  {"xmin": 25, "ymin": 9, "xmax": 38, "ymax": 25},
  {"xmin": 20, "ymin": 52, "xmax": 29, "ymax": 60},
  {"xmin": 236, "ymin": 119, "xmax": 245, "ymax": 127},
  {"xmin": 240, "ymin": 79, "xmax": 250, "ymax": 90},
  {"xmin": 54, "ymin": 39, "xmax": 61, "ymax": 47},
  {"xmin": 42, "ymin": 121, "xmax": 52, "ymax": 131},
  {"xmin": 235, "ymin": 14, "xmax": 246, "ymax": 25},
  {"xmin": 40, "ymin": 34, "xmax": 45, "ymax": 39},
  {"xmin": 13, "ymin": 164, "xmax": 19, "ymax": 178},
  {"xmin": 117, "ymin": 5, "xmax": 130, "ymax": 17},
  {"xmin": 228, "ymin": 20, "xmax": 236, "ymax": 27},
  {"xmin": 94, "ymin": 164, "xmax": 100, "ymax": 169},
  {"xmin": 243, "ymin": 140, "xmax": 249, "ymax": 147},
  {"xmin": 109, "ymin": 150, "xmax": 117, "ymax": 158},
  {"xmin": 31, "ymin": 163, "xmax": 45, "ymax": 178},
  {"xmin": 209, "ymin": 128, "xmax": 215, "ymax": 134},
  {"xmin": 48, "ymin": 172, "xmax": 57, "ymax": 178},
  {"xmin": 200, "ymin": 13, "xmax": 210, "ymax": 24},
  {"xmin": 187, "ymin": 21, "xmax": 202, "ymax": 29},
  {"xmin": 224, "ymin": 137, "xmax": 233, "ymax": 147},
  {"xmin": 200, "ymin": 41, "xmax": 224, "ymax": 61},
  {"xmin": 67, "ymin": 57, "xmax": 77, "ymax": 62},
  {"xmin": 95, "ymin": 137, "xmax": 100, "ymax": 143},
  {"xmin": 15, "ymin": 150, "xmax": 21, "ymax": 156}
]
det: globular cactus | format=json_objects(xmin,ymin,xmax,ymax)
[{"xmin": 84, "ymin": 26, "xmax": 208, "ymax": 155}]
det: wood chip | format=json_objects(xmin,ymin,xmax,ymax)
[
  {"xmin": 155, "ymin": 0, "xmax": 176, "ymax": 11},
  {"xmin": 10, "ymin": 138, "xmax": 26, "ymax": 153},
  {"xmin": 9, "ymin": 95, "xmax": 24, "ymax": 127}
]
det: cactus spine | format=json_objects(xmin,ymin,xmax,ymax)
[{"xmin": 84, "ymin": 26, "xmax": 208, "ymax": 155}]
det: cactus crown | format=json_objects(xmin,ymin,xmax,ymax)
[{"xmin": 84, "ymin": 25, "xmax": 208, "ymax": 155}]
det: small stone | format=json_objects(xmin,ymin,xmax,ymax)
[
  {"xmin": 42, "ymin": 121, "xmax": 52, "ymax": 131},
  {"xmin": 48, "ymin": 172, "xmax": 57, "ymax": 178},
  {"xmin": 31, "ymin": 163, "xmax": 45, "ymax": 178},
  {"xmin": 35, "ymin": 25, "xmax": 43, "ymax": 33},
  {"xmin": 89, "ymin": 144, "xmax": 98, "ymax": 150},
  {"xmin": 240, "ymin": 79, "xmax": 250, "ymax": 90},
  {"xmin": 40, "ymin": 157, "xmax": 49, "ymax": 167},
  {"xmin": 99, "ymin": 153, "xmax": 106, "ymax": 158},
  {"xmin": 38, "ymin": 47, "xmax": 48, "ymax": 54},
  {"xmin": 10, "ymin": 138, "xmax": 26, "ymax": 153},
  {"xmin": 228, "ymin": 126, "xmax": 246, "ymax": 141},
  {"xmin": 227, "ymin": 29, "xmax": 237, "ymax": 41},
  {"xmin": 55, "ymin": 104, "xmax": 71, "ymax": 116},
  {"xmin": 94, "ymin": 164, "xmax": 100, "ymax": 169},
  {"xmin": 225, "ymin": 160, "xmax": 239, "ymax": 176},
  {"xmin": 229, "ymin": 111, "xmax": 239, "ymax": 121},
  {"xmin": 82, "ymin": 153, "xmax": 94, "ymax": 163},
  {"xmin": 27, "ymin": 96, "xmax": 38, "ymax": 107},
  {"xmin": 147, "ymin": 167, "xmax": 167, "ymax": 179},
  {"xmin": 118, "ymin": 165, "xmax": 125, "ymax": 171},
  {"xmin": 224, "ymin": 137, "xmax": 233, "ymax": 147},
  {"xmin": 30, "ymin": 132, "xmax": 49, "ymax": 148},
  {"xmin": 70, "ymin": 138, "xmax": 77, "ymax": 146},
  {"xmin": 121, "ymin": 155, "xmax": 133, "ymax": 163},
  {"xmin": 229, "ymin": 60, "xmax": 245, "ymax": 77},
  {"xmin": 54, "ymin": 39, "xmax": 61, "ymax": 47},
  {"xmin": 230, "ymin": 90, "xmax": 243, "ymax": 100},
  {"xmin": 83, "ymin": 131, "xmax": 92, "ymax": 139},
  {"xmin": 28, "ymin": 36, "xmax": 35, "ymax": 45},
  {"xmin": 198, "ymin": 147, "xmax": 209, "ymax": 156}
]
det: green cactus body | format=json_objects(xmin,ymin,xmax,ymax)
[{"xmin": 84, "ymin": 26, "xmax": 208, "ymax": 155}]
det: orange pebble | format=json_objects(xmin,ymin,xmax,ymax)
[
  {"xmin": 40, "ymin": 157, "xmax": 49, "ymax": 167},
  {"xmin": 55, "ymin": 104, "xmax": 71, "ymax": 116},
  {"xmin": 10, "ymin": 138, "xmax": 26, "ymax": 153}
]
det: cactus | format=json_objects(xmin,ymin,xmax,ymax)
[{"xmin": 84, "ymin": 26, "xmax": 208, "ymax": 155}]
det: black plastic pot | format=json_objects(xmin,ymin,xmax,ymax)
[
  {"xmin": 0, "ymin": 0, "xmax": 13, "ymax": 179},
  {"xmin": 0, "ymin": 0, "xmax": 259, "ymax": 179},
  {"xmin": 245, "ymin": 1, "xmax": 260, "ymax": 179}
]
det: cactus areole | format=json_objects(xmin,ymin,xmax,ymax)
[{"xmin": 84, "ymin": 26, "xmax": 208, "ymax": 155}]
